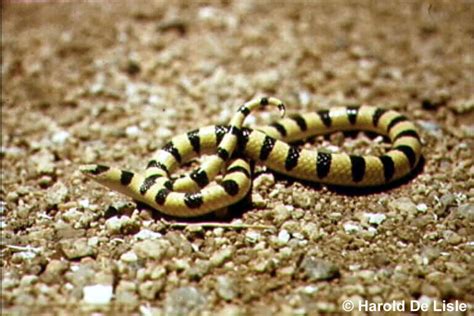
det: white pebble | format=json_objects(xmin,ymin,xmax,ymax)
[
  {"xmin": 343, "ymin": 222, "xmax": 362, "ymax": 234},
  {"xmin": 126, "ymin": 126, "xmax": 141, "ymax": 137},
  {"xmin": 82, "ymin": 284, "xmax": 113, "ymax": 305},
  {"xmin": 133, "ymin": 229, "xmax": 162, "ymax": 241},
  {"xmin": 18, "ymin": 251, "xmax": 37, "ymax": 260},
  {"xmin": 0, "ymin": 201, "xmax": 6, "ymax": 214},
  {"xmin": 148, "ymin": 94, "xmax": 162, "ymax": 106},
  {"xmin": 51, "ymin": 130, "xmax": 70, "ymax": 145},
  {"xmin": 301, "ymin": 285, "xmax": 318, "ymax": 294},
  {"xmin": 62, "ymin": 208, "xmax": 82, "ymax": 223},
  {"xmin": 105, "ymin": 216, "xmax": 123, "ymax": 233},
  {"xmin": 417, "ymin": 295, "xmax": 433, "ymax": 307},
  {"xmin": 139, "ymin": 305, "xmax": 154, "ymax": 316},
  {"xmin": 363, "ymin": 213, "xmax": 386, "ymax": 225},
  {"xmin": 120, "ymin": 251, "xmax": 138, "ymax": 263},
  {"xmin": 277, "ymin": 230, "xmax": 291, "ymax": 244},
  {"xmin": 298, "ymin": 91, "xmax": 311, "ymax": 107},
  {"xmin": 213, "ymin": 227, "xmax": 224, "ymax": 237},
  {"xmin": 245, "ymin": 231, "xmax": 261, "ymax": 243},
  {"xmin": 417, "ymin": 120, "xmax": 441, "ymax": 134},
  {"xmin": 89, "ymin": 82, "xmax": 103, "ymax": 94},
  {"xmin": 79, "ymin": 199, "xmax": 90, "ymax": 208},
  {"xmin": 416, "ymin": 203, "xmax": 428, "ymax": 213},
  {"xmin": 126, "ymin": 83, "xmax": 139, "ymax": 98},
  {"xmin": 292, "ymin": 232, "xmax": 305, "ymax": 240},
  {"xmin": 88, "ymin": 237, "xmax": 99, "ymax": 247},
  {"xmin": 253, "ymin": 173, "xmax": 275, "ymax": 189},
  {"xmin": 1, "ymin": 146, "xmax": 23, "ymax": 158},
  {"xmin": 199, "ymin": 6, "xmax": 217, "ymax": 20},
  {"xmin": 367, "ymin": 227, "xmax": 378, "ymax": 235}
]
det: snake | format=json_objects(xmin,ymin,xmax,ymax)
[{"xmin": 80, "ymin": 97, "xmax": 422, "ymax": 217}]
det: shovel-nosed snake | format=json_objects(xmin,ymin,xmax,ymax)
[{"xmin": 80, "ymin": 97, "xmax": 422, "ymax": 217}]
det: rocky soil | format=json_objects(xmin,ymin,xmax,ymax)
[{"xmin": 1, "ymin": 1, "xmax": 473, "ymax": 315}]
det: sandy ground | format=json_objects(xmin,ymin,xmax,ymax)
[{"xmin": 1, "ymin": 1, "xmax": 473, "ymax": 315}]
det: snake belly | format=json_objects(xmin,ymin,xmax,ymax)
[{"xmin": 80, "ymin": 99, "xmax": 422, "ymax": 217}]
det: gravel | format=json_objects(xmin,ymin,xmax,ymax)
[{"xmin": 2, "ymin": 1, "xmax": 473, "ymax": 314}]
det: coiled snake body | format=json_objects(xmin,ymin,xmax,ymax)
[{"xmin": 81, "ymin": 97, "xmax": 422, "ymax": 217}]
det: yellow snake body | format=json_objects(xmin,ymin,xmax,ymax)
[{"xmin": 81, "ymin": 97, "xmax": 422, "ymax": 217}]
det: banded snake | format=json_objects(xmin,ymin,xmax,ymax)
[{"xmin": 80, "ymin": 97, "xmax": 422, "ymax": 217}]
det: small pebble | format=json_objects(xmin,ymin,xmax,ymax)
[
  {"xmin": 12, "ymin": 250, "xmax": 37, "ymax": 262},
  {"xmin": 273, "ymin": 204, "xmax": 291, "ymax": 224},
  {"xmin": 164, "ymin": 287, "xmax": 206, "ymax": 316},
  {"xmin": 186, "ymin": 259, "xmax": 210, "ymax": 280},
  {"xmin": 105, "ymin": 216, "xmax": 123, "ymax": 234},
  {"xmin": 421, "ymin": 246, "xmax": 440, "ymax": 264},
  {"xmin": 328, "ymin": 212, "xmax": 342, "ymax": 221},
  {"xmin": 133, "ymin": 239, "xmax": 171, "ymax": 260},
  {"xmin": 417, "ymin": 120, "xmax": 442, "ymax": 136},
  {"xmin": 438, "ymin": 193, "xmax": 456, "ymax": 215},
  {"xmin": 33, "ymin": 150, "xmax": 56, "ymax": 174},
  {"xmin": 125, "ymin": 125, "xmax": 141, "ymax": 138},
  {"xmin": 388, "ymin": 197, "xmax": 417, "ymax": 216},
  {"xmin": 105, "ymin": 215, "xmax": 140, "ymax": 235},
  {"xmin": 298, "ymin": 90, "xmax": 311, "ymax": 107},
  {"xmin": 455, "ymin": 203, "xmax": 474, "ymax": 221},
  {"xmin": 51, "ymin": 130, "xmax": 70, "ymax": 145},
  {"xmin": 253, "ymin": 173, "xmax": 275, "ymax": 189},
  {"xmin": 20, "ymin": 275, "xmax": 38, "ymax": 287},
  {"xmin": 46, "ymin": 181, "xmax": 69, "ymax": 207},
  {"xmin": 120, "ymin": 251, "xmax": 138, "ymax": 263},
  {"xmin": 42, "ymin": 259, "xmax": 69, "ymax": 284},
  {"xmin": 210, "ymin": 247, "xmax": 233, "ymax": 267},
  {"xmin": 343, "ymin": 222, "xmax": 362, "ymax": 234},
  {"xmin": 277, "ymin": 230, "xmax": 291, "ymax": 245},
  {"xmin": 82, "ymin": 284, "xmax": 113, "ymax": 305},
  {"xmin": 442, "ymin": 230, "xmax": 462, "ymax": 245},
  {"xmin": 362, "ymin": 213, "xmax": 386, "ymax": 225},
  {"xmin": 78, "ymin": 199, "xmax": 90, "ymax": 208},
  {"xmin": 300, "ymin": 256, "xmax": 340, "ymax": 281},
  {"xmin": 292, "ymin": 190, "xmax": 314, "ymax": 209},
  {"xmin": 138, "ymin": 280, "xmax": 164, "ymax": 300},
  {"xmin": 416, "ymin": 203, "xmax": 428, "ymax": 213},
  {"xmin": 116, "ymin": 280, "xmax": 139, "ymax": 308},
  {"xmin": 173, "ymin": 258, "xmax": 190, "ymax": 271},
  {"xmin": 60, "ymin": 238, "xmax": 96, "ymax": 259},
  {"xmin": 245, "ymin": 231, "xmax": 261, "ymax": 243},
  {"xmin": 151, "ymin": 266, "xmax": 167, "ymax": 280},
  {"xmin": 62, "ymin": 208, "xmax": 82, "ymax": 223},
  {"xmin": 252, "ymin": 193, "xmax": 266, "ymax": 208},
  {"xmin": 215, "ymin": 276, "xmax": 236, "ymax": 301},
  {"xmin": 134, "ymin": 229, "xmax": 162, "ymax": 240}
]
